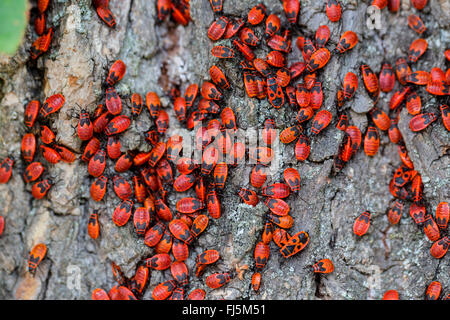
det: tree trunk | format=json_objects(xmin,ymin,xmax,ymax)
[{"xmin": 0, "ymin": 0, "xmax": 449, "ymax": 300}]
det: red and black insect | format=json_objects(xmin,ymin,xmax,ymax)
[
  {"xmin": 92, "ymin": 288, "xmax": 110, "ymax": 300},
  {"xmin": 0, "ymin": 157, "xmax": 14, "ymax": 184},
  {"xmin": 315, "ymin": 25, "xmax": 330, "ymax": 48},
  {"xmin": 335, "ymin": 31, "xmax": 358, "ymax": 53},
  {"xmin": 133, "ymin": 207, "xmax": 150, "ymax": 236},
  {"xmin": 363, "ymin": 126, "xmax": 380, "ymax": 157},
  {"xmin": 312, "ymin": 259, "xmax": 334, "ymax": 274},
  {"xmin": 105, "ymin": 87, "xmax": 122, "ymax": 115},
  {"xmin": 40, "ymin": 94, "xmax": 65, "ymax": 118},
  {"xmin": 169, "ymin": 219, "xmax": 193, "ymax": 244},
  {"xmin": 145, "ymin": 253, "xmax": 172, "ymax": 271},
  {"xmin": 336, "ymin": 114, "xmax": 349, "ymax": 131},
  {"xmin": 76, "ymin": 110, "xmax": 94, "ymax": 141},
  {"xmin": 88, "ymin": 149, "xmax": 106, "ymax": 177},
  {"xmin": 249, "ymin": 147, "xmax": 274, "ymax": 165},
  {"xmin": 409, "ymin": 113, "xmax": 437, "ymax": 132},
  {"xmin": 95, "ymin": 3, "xmax": 116, "ymax": 28},
  {"xmin": 286, "ymin": 86, "xmax": 297, "ymax": 107},
  {"xmin": 186, "ymin": 212, "xmax": 206, "ymax": 237},
  {"xmin": 408, "ymin": 14, "xmax": 426, "ymax": 34},
  {"xmin": 408, "ymin": 38, "xmax": 427, "ymax": 63},
  {"xmin": 283, "ymin": 168, "xmax": 300, "ymax": 193},
  {"xmin": 282, "ymin": 0, "xmax": 300, "ymax": 24},
  {"xmin": 172, "ymin": 239, "xmax": 189, "ymax": 262},
  {"xmin": 115, "ymin": 152, "xmax": 133, "ymax": 173},
  {"xmin": 131, "ymin": 93, "xmax": 143, "ymax": 116},
  {"xmin": 296, "ymin": 107, "xmax": 314, "ymax": 124},
  {"xmin": 306, "ymin": 48, "xmax": 331, "ymax": 73},
  {"xmin": 144, "ymin": 221, "xmax": 166, "ymax": 247},
  {"xmin": 342, "ymin": 72, "xmax": 358, "ymax": 101},
  {"xmin": 37, "ymin": 0, "xmax": 49, "ymax": 13},
  {"xmin": 267, "ymin": 34, "xmax": 292, "ymax": 53},
  {"xmin": 106, "ymin": 60, "xmax": 126, "ymax": 87},
  {"xmin": 107, "ymin": 136, "xmax": 121, "ymax": 159},
  {"xmin": 254, "ymin": 241, "xmax": 270, "ymax": 270},
  {"xmin": 311, "ymin": 110, "xmax": 332, "ymax": 135},
  {"xmin": 208, "ymin": 0, "xmax": 223, "ymax": 13},
  {"xmin": 201, "ymin": 81, "xmax": 223, "ymax": 101},
  {"xmin": 251, "ymin": 272, "xmax": 261, "ymax": 292},
  {"xmin": 265, "ymin": 198, "xmax": 290, "ymax": 216},
  {"xmin": 423, "ymin": 214, "xmax": 440, "ymax": 242},
  {"xmin": 105, "ymin": 115, "xmax": 131, "ymax": 136},
  {"xmin": 155, "ymin": 195, "xmax": 173, "ymax": 221},
  {"xmin": 266, "ymin": 75, "xmax": 285, "ymax": 109},
  {"xmin": 388, "ymin": 113, "xmax": 402, "ymax": 144},
  {"xmin": 130, "ymin": 265, "xmax": 149, "ymax": 297},
  {"xmin": 262, "ymin": 183, "xmax": 291, "ymax": 199},
  {"xmin": 430, "ymin": 236, "xmax": 449, "ymax": 259},
  {"xmin": 239, "ymin": 188, "xmax": 259, "ymax": 207},
  {"xmin": 280, "ymin": 125, "xmax": 302, "ymax": 144},
  {"xmin": 233, "ymin": 39, "xmax": 255, "ymax": 61},
  {"xmin": 239, "ymin": 27, "xmax": 260, "ymax": 47},
  {"xmin": 301, "ymin": 38, "xmax": 316, "ymax": 62},
  {"xmin": 425, "ymin": 282, "xmax": 441, "ymax": 301},
  {"xmin": 206, "ymin": 272, "xmax": 232, "ymax": 289},
  {"xmin": 405, "ymin": 70, "xmax": 430, "ymax": 85},
  {"xmin": 387, "ymin": 200, "xmax": 403, "ymax": 225},
  {"xmin": 41, "ymin": 145, "xmax": 61, "ymax": 164},
  {"xmin": 24, "ymin": 100, "xmax": 40, "ymax": 128},
  {"xmin": 326, "ymin": 0, "xmax": 342, "ymax": 22},
  {"xmin": 90, "ymin": 175, "xmax": 108, "ymax": 202},
  {"xmin": 209, "ymin": 65, "xmax": 230, "ymax": 90},
  {"xmin": 379, "ymin": 63, "xmax": 395, "ymax": 92},
  {"xmin": 32, "ymin": 179, "xmax": 53, "ymax": 200},
  {"xmin": 406, "ymin": 91, "xmax": 421, "ymax": 115},
  {"xmin": 409, "ymin": 203, "xmax": 426, "ymax": 225},
  {"xmin": 171, "ymin": 261, "xmax": 189, "ymax": 286},
  {"xmin": 272, "ymin": 228, "xmax": 291, "ymax": 247},
  {"xmin": 113, "ymin": 199, "xmax": 133, "ymax": 227},
  {"xmin": 176, "ymin": 197, "xmax": 204, "ymax": 214},
  {"xmin": 390, "ymin": 87, "xmax": 411, "ymax": 111},
  {"xmin": 87, "ymin": 210, "xmax": 100, "ymax": 239},
  {"xmin": 155, "ymin": 109, "xmax": 169, "ymax": 135},
  {"xmin": 296, "ymin": 83, "xmax": 310, "ymax": 108},
  {"xmin": 54, "ymin": 145, "xmax": 76, "ymax": 163},
  {"xmin": 290, "ymin": 61, "xmax": 306, "ymax": 80},
  {"xmin": 211, "ymin": 45, "xmax": 236, "ymax": 59},
  {"xmin": 247, "ymin": 3, "xmax": 266, "ymax": 25},
  {"xmin": 156, "ymin": 158, "xmax": 173, "ymax": 184},
  {"xmin": 23, "ymin": 162, "xmax": 44, "ymax": 183},
  {"xmin": 152, "ymin": 280, "xmax": 177, "ymax": 300},
  {"xmin": 28, "ymin": 243, "xmax": 47, "ymax": 274},
  {"xmin": 224, "ymin": 18, "xmax": 244, "ymax": 39},
  {"xmin": 250, "ymin": 164, "xmax": 267, "ymax": 189},
  {"xmin": 346, "ymin": 126, "xmax": 362, "ymax": 155},
  {"xmin": 30, "ymin": 28, "xmax": 53, "ymax": 59},
  {"xmin": 353, "ymin": 211, "xmax": 371, "ymax": 236},
  {"xmin": 146, "ymin": 92, "xmax": 161, "ymax": 118},
  {"xmin": 265, "ymin": 14, "xmax": 280, "ymax": 38},
  {"xmin": 208, "ymin": 16, "xmax": 229, "ymax": 41},
  {"xmin": 436, "ymin": 202, "xmax": 449, "ymax": 229},
  {"xmin": 372, "ymin": 0, "xmax": 388, "ymax": 9},
  {"xmin": 439, "ymin": 104, "xmax": 450, "ymax": 131},
  {"xmin": 388, "ymin": 0, "xmax": 400, "ymax": 12},
  {"xmin": 279, "ymin": 231, "xmax": 309, "ymax": 258},
  {"xmin": 262, "ymin": 221, "xmax": 273, "ymax": 245},
  {"xmin": 361, "ymin": 64, "xmax": 379, "ymax": 100}
]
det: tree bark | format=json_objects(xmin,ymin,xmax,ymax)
[{"xmin": 0, "ymin": 0, "xmax": 449, "ymax": 300}]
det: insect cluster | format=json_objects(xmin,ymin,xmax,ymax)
[{"xmin": 0, "ymin": 0, "xmax": 449, "ymax": 300}]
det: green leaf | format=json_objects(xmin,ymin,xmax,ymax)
[{"xmin": 0, "ymin": 0, "xmax": 28, "ymax": 55}]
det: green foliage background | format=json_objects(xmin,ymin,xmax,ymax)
[{"xmin": 0, "ymin": 0, "xmax": 28, "ymax": 55}]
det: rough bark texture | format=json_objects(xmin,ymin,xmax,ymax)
[{"xmin": 0, "ymin": 0, "xmax": 449, "ymax": 300}]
